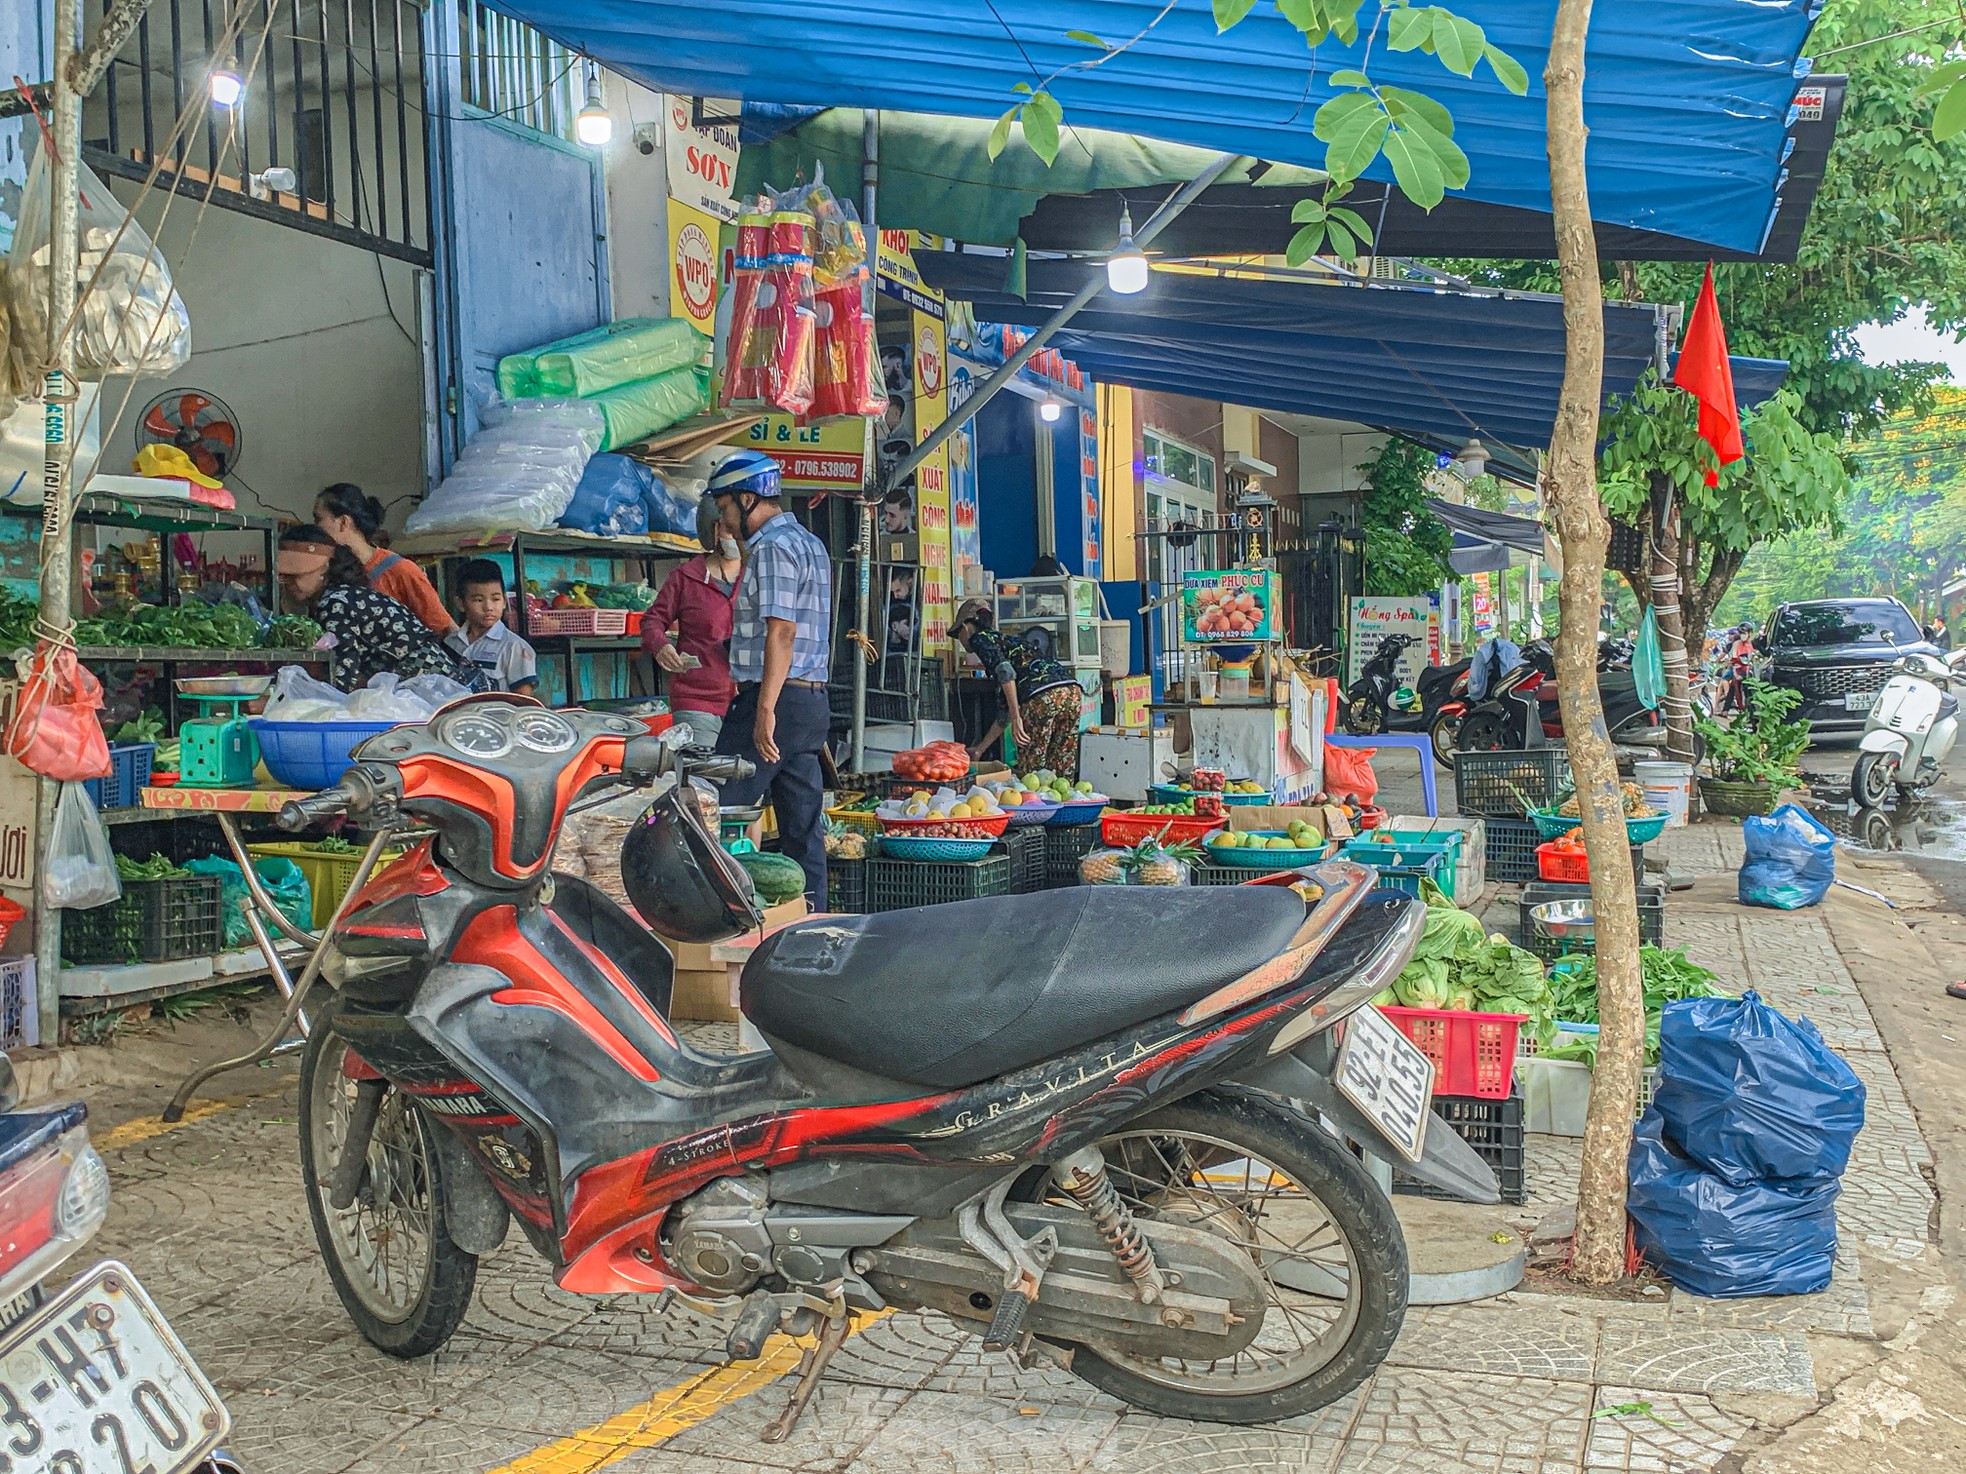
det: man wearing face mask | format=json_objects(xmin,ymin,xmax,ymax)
[
  {"xmin": 641, "ymin": 495, "xmax": 742, "ymax": 747},
  {"xmin": 705, "ymin": 449, "xmax": 834, "ymax": 905}
]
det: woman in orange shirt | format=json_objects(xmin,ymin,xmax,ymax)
[{"xmin": 314, "ymin": 482, "xmax": 456, "ymax": 640}]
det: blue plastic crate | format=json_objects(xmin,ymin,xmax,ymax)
[
  {"xmin": 83, "ymin": 742, "xmax": 155, "ymax": 811},
  {"xmin": 1345, "ymin": 845, "xmax": 1448, "ymax": 897}
]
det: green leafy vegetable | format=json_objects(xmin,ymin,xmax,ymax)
[
  {"xmin": 267, "ymin": 615, "xmax": 324, "ymax": 648},
  {"xmin": 115, "ymin": 852, "xmax": 191, "ymax": 882},
  {"xmin": 1541, "ymin": 946, "xmax": 1731, "ymax": 1066},
  {"xmin": 1387, "ymin": 887, "xmax": 1551, "ymax": 1023},
  {"xmin": 112, "ymin": 707, "xmax": 166, "ymax": 745},
  {"xmin": 75, "ymin": 600, "xmax": 264, "ymax": 651}
]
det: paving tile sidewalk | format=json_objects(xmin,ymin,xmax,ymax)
[{"xmin": 74, "ymin": 817, "xmax": 1943, "ymax": 1474}]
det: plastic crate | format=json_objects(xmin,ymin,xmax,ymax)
[
  {"xmin": 1377, "ymin": 1004, "xmax": 1525, "ymax": 1099},
  {"xmin": 1516, "ymin": 881, "xmax": 1666, "ymax": 962},
  {"xmin": 1484, "ymin": 818, "xmax": 1542, "ymax": 884},
  {"xmin": 1342, "ymin": 846, "xmax": 1448, "ymax": 897},
  {"xmin": 867, "ymin": 854, "xmax": 1011, "ymax": 912},
  {"xmin": 1340, "ymin": 838, "xmax": 1459, "ymax": 899},
  {"xmin": 0, "ymin": 958, "xmax": 36, "ymax": 1049},
  {"xmin": 1046, "ymin": 822, "xmax": 1104, "ymax": 883},
  {"xmin": 249, "ymin": 842, "xmax": 406, "ymax": 929},
  {"xmin": 825, "ymin": 800, "xmax": 880, "ymax": 835},
  {"xmin": 1100, "ymin": 810, "xmax": 1226, "ymax": 847},
  {"xmin": 1536, "ymin": 840, "xmax": 1591, "ymax": 883},
  {"xmin": 61, "ymin": 874, "xmax": 223, "ymax": 965},
  {"xmin": 1453, "ymin": 749, "xmax": 1572, "ymax": 817},
  {"xmin": 530, "ymin": 606, "xmax": 629, "ymax": 636},
  {"xmin": 1381, "ymin": 816, "xmax": 1485, "ymax": 901},
  {"xmin": 1519, "ymin": 1054, "xmax": 1659, "ymax": 1135},
  {"xmin": 1394, "ymin": 1087, "xmax": 1526, "ymax": 1204},
  {"xmin": 83, "ymin": 742, "xmax": 156, "ymax": 811},
  {"xmin": 998, "ymin": 825, "xmax": 1048, "ymax": 895},
  {"xmin": 826, "ymin": 859, "xmax": 866, "ymax": 914}
]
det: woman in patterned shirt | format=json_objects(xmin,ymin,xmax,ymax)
[
  {"xmin": 952, "ymin": 596, "xmax": 1085, "ymax": 778},
  {"xmin": 276, "ymin": 527, "xmax": 484, "ymax": 693}
]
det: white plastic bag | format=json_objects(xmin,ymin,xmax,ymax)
[
  {"xmin": 8, "ymin": 144, "xmax": 191, "ymax": 381},
  {"xmin": 45, "ymin": 782, "xmax": 123, "ymax": 911},
  {"xmin": 263, "ymin": 665, "xmax": 351, "ymax": 721},
  {"xmin": 406, "ymin": 398, "xmax": 604, "ymax": 537}
]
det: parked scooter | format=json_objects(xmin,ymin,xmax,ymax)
[
  {"xmin": 1436, "ymin": 640, "xmax": 1698, "ymax": 761},
  {"xmin": 1341, "ymin": 634, "xmax": 1472, "ymax": 752},
  {"xmin": 1853, "ymin": 652, "xmax": 1960, "ymax": 807},
  {"xmin": 0, "ymin": 1053, "xmax": 241, "ymax": 1473},
  {"xmin": 240, "ymin": 699, "xmax": 1494, "ymax": 1436}
]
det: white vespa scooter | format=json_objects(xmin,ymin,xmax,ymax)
[{"xmin": 1852, "ymin": 651, "xmax": 1961, "ymax": 807}]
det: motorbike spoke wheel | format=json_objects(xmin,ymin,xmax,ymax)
[
  {"xmin": 1852, "ymin": 752, "xmax": 1897, "ymax": 810},
  {"xmin": 299, "ymin": 1024, "xmax": 477, "ymax": 1357},
  {"xmin": 1343, "ymin": 697, "xmax": 1384, "ymax": 737},
  {"xmin": 1043, "ymin": 1090, "xmax": 1405, "ymax": 1424},
  {"xmin": 1429, "ymin": 714, "xmax": 1460, "ymax": 767}
]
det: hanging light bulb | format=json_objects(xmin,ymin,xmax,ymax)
[
  {"xmin": 575, "ymin": 69, "xmax": 612, "ymax": 146},
  {"xmin": 1039, "ymin": 395, "xmax": 1063, "ymax": 423},
  {"xmin": 1106, "ymin": 203, "xmax": 1149, "ymax": 295},
  {"xmin": 209, "ymin": 55, "xmax": 245, "ymax": 108}
]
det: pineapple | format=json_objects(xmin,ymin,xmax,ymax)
[
  {"xmin": 1079, "ymin": 849, "xmax": 1129, "ymax": 885},
  {"xmin": 1122, "ymin": 836, "xmax": 1202, "ymax": 886}
]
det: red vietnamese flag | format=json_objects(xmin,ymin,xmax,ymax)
[{"xmin": 1672, "ymin": 263, "xmax": 1744, "ymax": 486}]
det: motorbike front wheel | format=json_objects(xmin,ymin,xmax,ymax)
[
  {"xmin": 1853, "ymin": 751, "xmax": 1899, "ymax": 810},
  {"xmin": 299, "ymin": 1022, "xmax": 478, "ymax": 1358},
  {"xmin": 1040, "ymin": 1088, "xmax": 1406, "ymax": 1425},
  {"xmin": 1341, "ymin": 693, "xmax": 1385, "ymax": 737}
]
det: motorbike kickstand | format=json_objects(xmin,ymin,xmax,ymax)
[{"xmin": 760, "ymin": 1309, "xmax": 852, "ymax": 1445}]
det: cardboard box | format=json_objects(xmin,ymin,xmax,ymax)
[
  {"xmin": 667, "ymin": 896, "xmax": 808, "ymax": 973},
  {"xmin": 669, "ymin": 967, "xmax": 739, "ymax": 1024}
]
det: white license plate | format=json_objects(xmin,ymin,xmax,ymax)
[
  {"xmin": 0, "ymin": 1262, "xmax": 228, "ymax": 1474},
  {"xmin": 1335, "ymin": 1006, "xmax": 1436, "ymax": 1163},
  {"xmin": 1845, "ymin": 690, "xmax": 1879, "ymax": 711}
]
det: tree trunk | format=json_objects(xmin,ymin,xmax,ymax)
[
  {"xmin": 1648, "ymin": 472, "xmax": 1697, "ymax": 764},
  {"xmin": 1545, "ymin": 0, "xmax": 1646, "ymax": 1288},
  {"xmin": 1681, "ymin": 540, "xmax": 1747, "ymax": 646}
]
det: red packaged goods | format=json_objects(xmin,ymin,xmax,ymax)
[
  {"xmin": 723, "ymin": 209, "xmax": 816, "ymax": 415},
  {"xmin": 721, "ymin": 212, "xmax": 771, "ymax": 404},
  {"xmin": 811, "ymin": 277, "xmax": 883, "ymax": 419},
  {"xmin": 4, "ymin": 642, "xmax": 111, "ymax": 782}
]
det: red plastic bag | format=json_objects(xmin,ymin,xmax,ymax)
[
  {"xmin": 4, "ymin": 643, "xmax": 111, "ymax": 781},
  {"xmin": 1322, "ymin": 744, "xmax": 1379, "ymax": 803}
]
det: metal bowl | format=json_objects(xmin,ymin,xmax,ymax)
[
  {"xmin": 175, "ymin": 674, "xmax": 274, "ymax": 698},
  {"xmin": 1530, "ymin": 899, "xmax": 1596, "ymax": 942}
]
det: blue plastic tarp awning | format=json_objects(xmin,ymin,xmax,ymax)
[
  {"xmin": 916, "ymin": 255, "xmax": 1787, "ymax": 451},
  {"xmin": 488, "ymin": 0, "xmax": 1822, "ymax": 256}
]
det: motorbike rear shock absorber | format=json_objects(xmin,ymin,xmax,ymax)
[{"xmin": 1050, "ymin": 1148, "xmax": 1167, "ymax": 1303}]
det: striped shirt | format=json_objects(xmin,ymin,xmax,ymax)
[{"xmin": 730, "ymin": 512, "xmax": 832, "ymax": 683}]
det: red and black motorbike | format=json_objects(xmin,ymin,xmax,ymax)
[{"xmin": 275, "ymin": 697, "xmax": 1494, "ymax": 1432}]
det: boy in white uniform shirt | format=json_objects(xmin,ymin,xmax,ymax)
[{"xmin": 447, "ymin": 559, "xmax": 538, "ymax": 696}]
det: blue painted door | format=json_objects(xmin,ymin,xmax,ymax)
[{"xmin": 424, "ymin": 5, "xmax": 610, "ymax": 464}]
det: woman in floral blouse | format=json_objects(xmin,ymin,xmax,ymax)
[
  {"xmin": 951, "ymin": 596, "xmax": 1084, "ymax": 778},
  {"xmin": 275, "ymin": 527, "xmax": 484, "ymax": 692}
]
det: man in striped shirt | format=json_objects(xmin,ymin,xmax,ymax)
[{"xmin": 709, "ymin": 450, "xmax": 834, "ymax": 905}]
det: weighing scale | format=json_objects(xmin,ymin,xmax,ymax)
[{"xmin": 175, "ymin": 676, "xmax": 270, "ymax": 787}]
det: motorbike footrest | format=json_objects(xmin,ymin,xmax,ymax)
[{"xmin": 980, "ymin": 1289, "xmax": 1031, "ymax": 1354}]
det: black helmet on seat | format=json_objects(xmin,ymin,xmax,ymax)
[{"xmin": 621, "ymin": 784, "xmax": 762, "ymax": 944}]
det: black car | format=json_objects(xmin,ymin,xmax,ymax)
[{"xmin": 1757, "ymin": 598, "xmax": 1944, "ymax": 734}]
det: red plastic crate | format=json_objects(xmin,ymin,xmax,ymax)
[
  {"xmin": 1376, "ymin": 1004, "xmax": 1527, "ymax": 1099},
  {"xmin": 1100, "ymin": 810, "xmax": 1227, "ymax": 847},
  {"xmin": 530, "ymin": 606, "xmax": 629, "ymax": 636},
  {"xmin": 1536, "ymin": 840, "xmax": 1591, "ymax": 883}
]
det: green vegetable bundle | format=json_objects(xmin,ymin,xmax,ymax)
[
  {"xmin": 115, "ymin": 852, "xmax": 191, "ymax": 882},
  {"xmin": 1541, "ymin": 946, "xmax": 1730, "ymax": 1067},
  {"xmin": 267, "ymin": 614, "xmax": 324, "ymax": 648},
  {"xmin": 76, "ymin": 600, "xmax": 262, "ymax": 650},
  {"xmin": 1370, "ymin": 880, "xmax": 1551, "ymax": 1024}
]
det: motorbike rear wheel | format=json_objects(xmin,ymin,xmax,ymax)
[
  {"xmin": 1341, "ymin": 694, "xmax": 1385, "ymax": 737},
  {"xmin": 1455, "ymin": 708, "xmax": 1508, "ymax": 753},
  {"xmin": 1853, "ymin": 751, "xmax": 1898, "ymax": 810},
  {"xmin": 1428, "ymin": 712, "xmax": 1460, "ymax": 767},
  {"xmin": 299, "ymin": 1023, "xmax": 478, "ymax": 1358},
  {"xmin": 1042, "ymin": 1088, "xmax": 1406, "ymax": 1425}
]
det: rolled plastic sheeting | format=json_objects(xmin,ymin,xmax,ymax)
[
  {"xmin": 498, "ymin": 317, "xmax": 707, "ymax": 400},
  {"xmin": 591, "ymin": 366, "xmax": 710, "ymax": 451}
]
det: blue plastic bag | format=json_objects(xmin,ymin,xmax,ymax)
[
  {"xmin": 1654, "ymin": 990, "xmax": 1866, "ymax": 1186},
  {"xmin": 1739, "ymin": 802, "xmax": 1836, "ymax": 909},
  {"xmin": 1627, "ymin": 1113, "xmax": 1840, "ymax": 1298},
  {"xmin": 640, "ymin": 470, "xmax": 702, "ymax": 539},
  {"xmin": 183, "ymin": 855, "xmax": 312, "ymax": 948},
  {"xmin": 559, "ymin": 453, "xmax": 652, "ymax": 537}
]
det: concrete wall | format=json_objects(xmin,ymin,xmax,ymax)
[
  {"xmin": 597, "ymin": 77, "xmax": 672, "ymax": 320},
  {"xmin": 107, "ymin": 177, "xmax": 425, "ymax": 528}
]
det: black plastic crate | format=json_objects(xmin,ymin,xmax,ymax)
[
  {"xmin": 61, "ymin": 874, "xmax": 223, "ymax": 966},
  {"xmin": 997, "ymin": 825, "xmax": 1048, "ymax": 895},
  {"xmin": 1484, "ymin": 819, "xmax": 1542, "ymax": 884},
  {"xmin": 1394, "ymin": 1087, "xmax": 1527, "ymax": 1205},
  {"xmin": 1046, "ymin": 822, "xmax": 1104, "ymax": 883},
  {"xmin": 1516, "ymin": 880, "xmax": 1666, "ymax": 962},
  {"xmin": 826, "ymin": 859, "xmax": 866, "ymax": 914},
  {"xmin": 1453, "ymin": 749, "xmax": 1572, "ymax": 817},
  {"xmin": 867, "ymin": 854, "xmax": 1011, "ymax": 912}
]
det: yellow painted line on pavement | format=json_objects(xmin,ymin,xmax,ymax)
[
  {"xmin": 97, "ymin": 1097, "xmax": 237, "ymax": 1149},
  {"xmin": 484, "ymin": 1311, "xmax": 885, "ymax": 1474}
]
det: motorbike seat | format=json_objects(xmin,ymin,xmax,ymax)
[{"xmin": 740, "ymin": 886, "xmax": 1306, "ymax": 1089}]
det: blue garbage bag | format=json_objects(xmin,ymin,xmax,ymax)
[
  {"xmin": 1739, "ymin": 802, "xmax": 1837, "ymax": 909},
  {"xmin": 559, "ymin": 453, "xmax": 651, "ymax": 537},
  {"xmin": 640, "ymin": 470, "xmax": 702, "ymax": 539},
  {"xmin": 1628, "ymin": 1113, "xmax": 1840, "ymax": 1298},
  {"xmin": 1655, "ymin": 990, "xmax": 1866, "ymax": 1186},
  {"xmin": 183, "ymin": 855, "xmax": 312, "ymax": 948}
]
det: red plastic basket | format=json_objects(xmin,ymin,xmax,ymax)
[
  {"xmin": 1376, "ymin": 1004, "xmax": 1527, "ymax": 1099},
  {"xmin": 530, "ymin": 606, "xmax": 629, "ymax": 636},
  {"xmin": 1100, "ymin": 810, "xmax": 1227, "ymax": 847},
  {"xmin": 1536, "ymin": 840, "xmax": 1591, "ymax": 883},
  {"xmin": 0, "ymin": 897, "xmax": 23, "ymax": 952}
]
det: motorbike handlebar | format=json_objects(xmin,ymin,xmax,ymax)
[
  {"xmin": 685, "ymin": 750, "xmax": 756, "ymax": 783},
  {"xmin": 619, "ymin": 736, "xmax": 756, "ymax": 785},
  {"xmin": 277, "ymin": 786, "xmax": 358, "ymax": 832}
]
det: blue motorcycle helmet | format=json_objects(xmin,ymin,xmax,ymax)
[{"xmin": 708, "ymin": 448, "xmax": 784, "ymax": 503}]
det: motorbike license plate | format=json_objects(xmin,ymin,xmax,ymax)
[
  {"xmin": 1334, "ymin": 1006, "xmax": 1436, "ymax": 1163},
  {"xmin": 0, "ymin": 1262, "xmax": 228, "ymax": 1474},
  {"xmin": 1846, "ymin": 690, "xmax": 1879, "ymax": 711}
]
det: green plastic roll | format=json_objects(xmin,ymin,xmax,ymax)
[
  {"xmin": 592, "ymin": 365, "xmax": 710, "ymax": 451},
  {"xmin": 497, "ymin": 317, "xmax": 707, "ymax": 400}
]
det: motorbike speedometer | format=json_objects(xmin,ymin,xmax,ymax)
[
  {"xmin": 444, "ymin": 711, "xmax": 512, "ymax": 759},
  {"xmin": 514, "ymin": 710, "xmax": 577, "ymax": 754}
]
